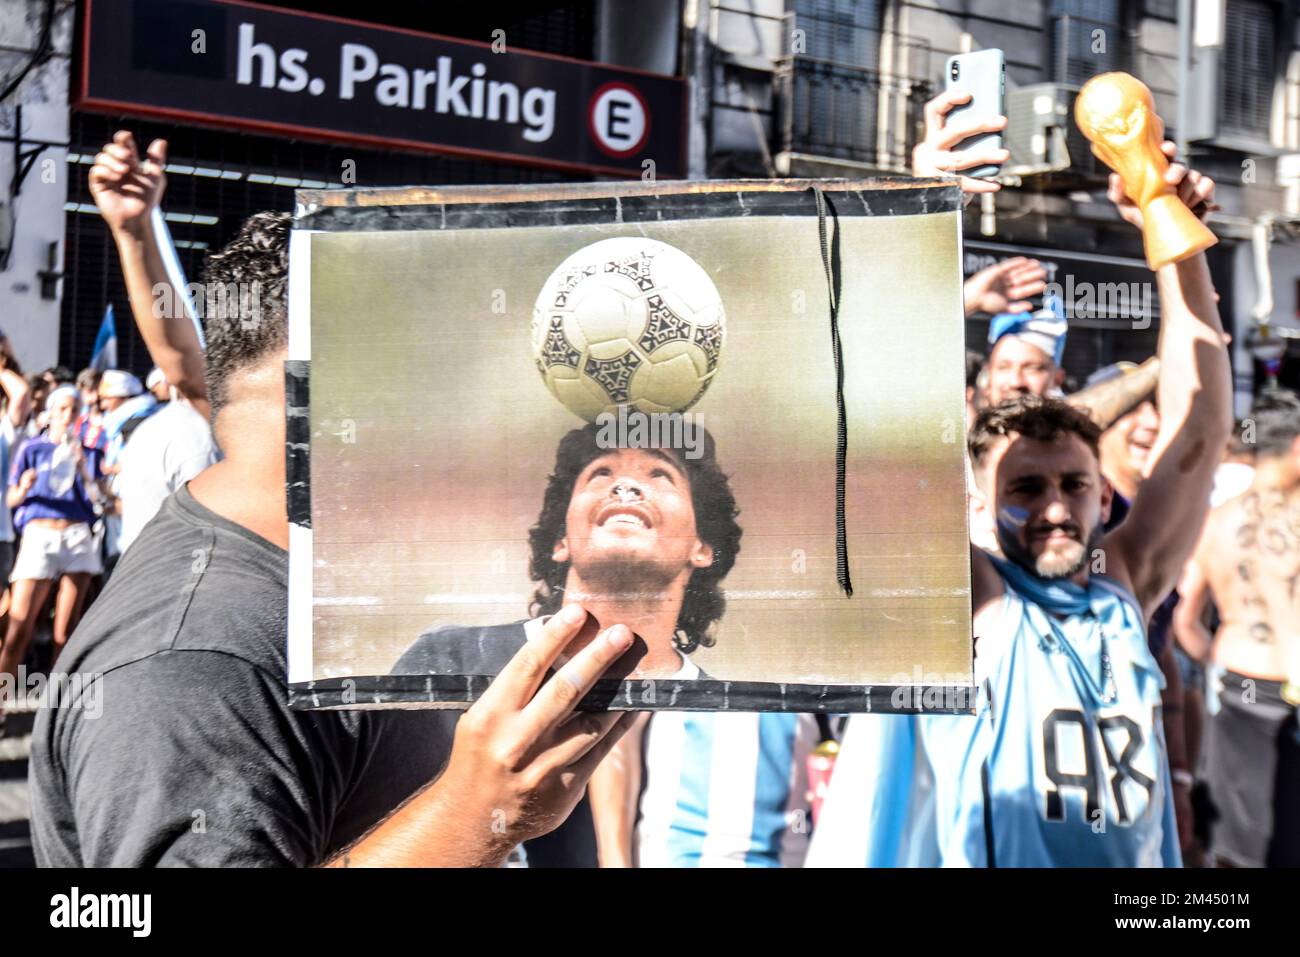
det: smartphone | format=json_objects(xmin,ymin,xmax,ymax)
[{"xmin": 943, "ymin": 49, "xmax": 1006, "ymax": 180}]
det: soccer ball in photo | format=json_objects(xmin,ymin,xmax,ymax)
[{"xmin": 531, "ymin": 237, "xmax": 725, "ymax": 422}]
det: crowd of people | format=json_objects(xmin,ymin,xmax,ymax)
[
  {"xmin": 0, "ymin": 90, "xmax": 1295, "ymax": 869},
  {"xmin": 0, "ymin": 349, "xmax": 218, "ymax": 702}
]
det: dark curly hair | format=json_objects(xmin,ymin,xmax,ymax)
[
  {"xmin": 202, "ymin": 211, "xmax": 292, "ymax": 417},
  {"xmin": 968, "ymin": 393, "xmax": 1102, "ymax": 471},
  {"xmin": 527, "ymin": 422, "xmax": 742, "ymax": 655}
]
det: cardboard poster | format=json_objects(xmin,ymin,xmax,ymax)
[{"xmin": 286, "ymin": 178, "xmax": 973, "ymax": 712}]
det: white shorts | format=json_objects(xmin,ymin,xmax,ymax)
[{"xmin": 11, "ymin": 523, "xmax": 103, "ymax": 581}]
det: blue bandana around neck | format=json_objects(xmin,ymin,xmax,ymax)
[
  {"xmin": 989, "ymin": 552, "xmax": 1097, "ymax": 617},
  {"xmin": 987, "ymin": 552, "xmax": 1151, "ymax": 707}
]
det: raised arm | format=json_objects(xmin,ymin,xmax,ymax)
[
  {"xmin": 1104, "ymin": 146, "xmax": 1231, "ymax": 617},
  {"xmin": 89, "ymin": 131, "xmax": 209, "ymax": 419},
  {"xmin": 963, "ymin": 257, "xmax": 1047, "ymax": 319},
  {"xmin": 0, "ymin": 361, "xmax": 30, "ymax": 428},
  {"xmin": 1066, "ymin": 356, "xmax": 1160, "ymax": 431}
]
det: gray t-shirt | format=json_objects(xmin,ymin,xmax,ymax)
[{"xmin": 28, "ymin": 486, "xmax": 462, "ymax": 867}]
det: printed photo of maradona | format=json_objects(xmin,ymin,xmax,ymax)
[{"xmin": 395, "ymin": 420, "xmax": 742, "ymax": 681}]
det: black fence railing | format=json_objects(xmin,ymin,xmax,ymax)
[
  {"xmin": 774, "ymin": 12, "xmax": 931, "ymax": 170},
  {"xmin": 1051, "ymin": 15, "xmax": 1128, "ymax": 87},
  {"xmin": 785, "ymin": 10, "xmax": 931, "ymax": 80},
  {"xmin": 776, "ymin": 59, "xmax": 931, "ymax": 169},
  {"xmin": 1220, "ymin": 0, "xmax": 1276, "ymax": 139},
  {"xmin": 708, "ymin": 4, "xmax": 931, "ymax": 173}
]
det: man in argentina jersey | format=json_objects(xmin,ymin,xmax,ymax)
[
  {"xmin": 808, "ymin": 559, "xmax": 1179, "ymax": 867},
  {"xmin": 633, "ymin": 711, "xmax": 818, "ymax": 867},
  {"xmin": 808, "ymin": 148, "xmax": 1229, "ymax": 867}
]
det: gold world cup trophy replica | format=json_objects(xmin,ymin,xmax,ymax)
[{"xmin": 1075, "ymin": 72, "xmax": 1217, "ymax": 270}]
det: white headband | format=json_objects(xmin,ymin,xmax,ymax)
[{"xmin": 46, "ymin": 385, "xmax": 78, "ymax": 408}]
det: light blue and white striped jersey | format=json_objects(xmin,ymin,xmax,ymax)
[
  {"xmin": 636, "ymin": 711, "xmax": 818, "ymax": 868},
  {"xmin": 808, "ymin": 558, "xmax": 1179, "ymax": 868}
]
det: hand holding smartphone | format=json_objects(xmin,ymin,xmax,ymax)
[
  {"xmin": 943, "ymin": 49, "xmax": 1007, "ymax": 181},
  {"xmin": 910, "ymin": 49, "xmax": 1009, "ymax": 193}
]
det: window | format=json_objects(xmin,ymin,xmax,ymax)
[
  {"xmin": 1141, "ymin": 0, "xmax": 1178, "ymax": 20},
  {"xmin": 1050, "ymin": 0, "xmax": 1125, "ymax": 86},
  {"xmin": 793, "ymin": 0, "xmax": 880, "ymax": 66},
  {"xmin": 788, "ymin": 0, "xmax": 883, "ymax": 162},
  {"xmin": 1220, "ymin": 0, "xmax": 1277, "ymax": 137}
]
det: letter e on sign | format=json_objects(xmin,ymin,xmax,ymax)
[{"xmin": 588, "ymin": 83, "xmax": 650, "ymax": 158}]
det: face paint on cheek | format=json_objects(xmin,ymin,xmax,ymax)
[{"xmin": 996, "ymin": 505, "xmax": 1030, "ymax": 539}]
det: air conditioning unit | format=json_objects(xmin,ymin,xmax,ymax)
[{"xmin": 1004, "ymin": 83, "xmax": 1105, "ymax": 184}]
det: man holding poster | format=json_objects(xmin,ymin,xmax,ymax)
[{"xmin": 29, "ymin": 135, "xmax": 632, "ymax": 868}]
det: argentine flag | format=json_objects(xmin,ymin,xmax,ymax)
[
  {"xmin": 151, "ymin": 207, "xmax": 205, "ymax": 349},
  {"xmin": 89, "ymin": 305, "xmax": 117, "ymax": 371}
]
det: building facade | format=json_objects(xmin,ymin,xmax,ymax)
[
  {"xmin": 0, "ymin": 0, "xmax": 1297, "ymax": 402},
  {"xmin": 695, "ymin": 0, "xmax": 1300, "ymax": 405},
  {"xmin": 3, "ymin": 0, "xmax": 685, "ymax": 374},
  {"xmin": 0, "ymin": 0, "xmax": 73, "ymax": 374}
]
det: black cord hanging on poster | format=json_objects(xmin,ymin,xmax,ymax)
[{"xmin": 811, "ymin": 186, "xmax": 853, "ymax": 598}]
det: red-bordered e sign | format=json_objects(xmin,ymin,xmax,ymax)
[{"xmin": 76, "ymin": 0, "xmax": 686, "ymax": 178}]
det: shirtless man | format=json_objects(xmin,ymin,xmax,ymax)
[{"xmin": 1173, "ymin": 389, "xmax": 1300, "ymax": 867}]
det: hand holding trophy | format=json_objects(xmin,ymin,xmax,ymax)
[{"xmin": 1075, "ymin": 72, "xmax": 1217, "ymax": 269}]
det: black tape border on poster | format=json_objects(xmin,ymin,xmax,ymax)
[
  {"xmin": 285, "ymin": 359, "xmax": 311, "ymax": 528},
  {"xmin": 289, "ymin": 677, "xmax": 974, "ymax": 714},
  {"xmin": 295, "ymin": 183, "xmax": 960, "ymax": 233}
]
